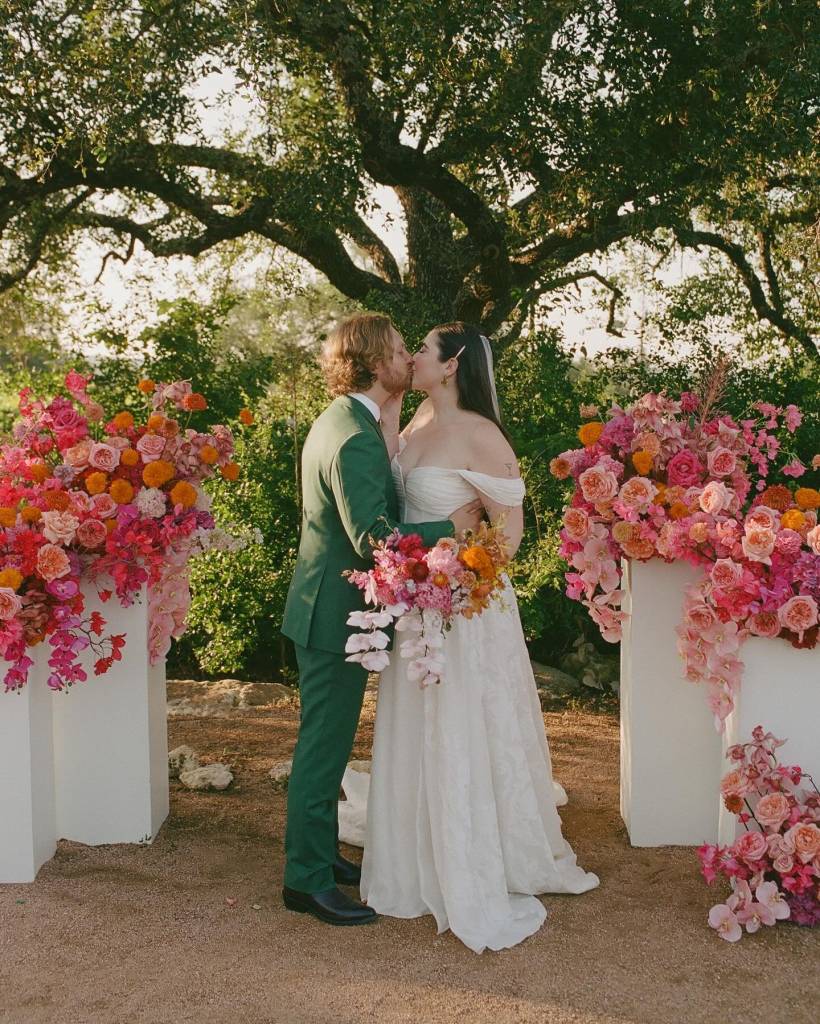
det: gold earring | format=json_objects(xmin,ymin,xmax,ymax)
[{"xmin": 441, "ymin": 375, "xmax": 448, "ymax": 387}]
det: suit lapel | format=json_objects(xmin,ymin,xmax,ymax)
[{"xmin": 341, "ymin": 394, "xmax": 387, "ymax": 456}]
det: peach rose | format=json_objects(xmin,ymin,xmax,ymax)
[
  {"xmin": 720, "ymin": 769, "xmax": 748, "ymax": 799},
  {"xmin": 747, "ymin": 610, "xmax": 781, "ymax": 638},
  {"xmin": 633, "ymin": 431, "xmax": 661, "ymax": 457},
  {"xmin": 64, "ymin": 438, "xmax": 93, "ymax": 469},
  {"xmin": 0, "ymin": 587, "xmax": 22, "ymax": 621},
  {"xmin": 742, "ymin": 527, "xmax": 776, "ymax": 565},
  {"xmin": 76, "ymin": 519, "xmax": 108, "ymax": 549},
  {"xmin": 755, "ymin": 792, "xmax": 791, "ymax": 830},
  {"xmin": 685, "ymin": 601, "xmax": 716, "ymax": 631},
  {"xmin": 621, "ymin": 537, "xmax": 655, "ymax": 560},
  {"xmin": 579, "ymin": 466, "xmax": 619, "ymax": 504},
  {"xmin": 745, "ymin": 506, "xmax": 779, "ymax": 531},
  {"xmin": 706, "ymin": 446, "xmax": 737, "ymax": 477},
  {"xmin": 777, "ymin": 595, "xmax": 818, "ymax": 640},
  {"xmin": 785, "ymin": 823, "xmax": 820, "ymax": 864},
  {"xmin": 619, "ymin": 476, "xmax": 657, "ymax": 511},
  {"xmin": 699, "ymin": 480, "xmax": 732, "ymax": 515},
  {"xmin": 688, "ymin": 521, "xmax": 709, "ymax": 544},
  {"xmin": 806, "ymin": 525, "xmax": 820, "ymax": 556},
  {"xmin": 612, "ymin": 521, "xmax": 638, "ymax": 545},
  {"xmin": 88, "ymin": 442, "xmax": 121, "ymax": 473},
  {"xmin": 772, "ymin": 853, "xmax": 795, "ymax": 874},
  {"xmin": 136, "ymin": 433, "xmax": 167, "ymax": 462},
  {"xmin": 563, "ymin": 507, "xmax": 590, "ymax": 541},
  {"xmin": 549, "ymin": 456, "xmax": 572, "ymax": 479},
  {"xmin": 36, "ymin": 543, "xmax": 71, "ymax": 581},
  {"xmin": 90, "ymin": 493, "xmax": 118, "ymax": 519},
  {"xmin": 733, "ymin": 830, "xmax": 768, "ymax": 863},
  {"xmin": 710, "ymin": 558, "xmax": 743, "ymax": 589},
  {"xmin": 41, "ymin": 509, "xmax": 80, "ymax": 546}
]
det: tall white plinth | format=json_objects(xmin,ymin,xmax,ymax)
[
  {"xmin": 0, "ymin": 644, "xmax": 57, "ymax": 882},
  {"xmin": 51, "ymin": 582, "xmax": 169, "ymax": 845},
  {"xmin": 718, "ymin": 638, "xmax": 820, "ymax": 845},
  {"xmin": 619, "ymin": 559, "xmax": 723, "ymax": 846}
]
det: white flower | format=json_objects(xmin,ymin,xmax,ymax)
[
  {"xmin": 346, "ymin": 611, "xmax": 372, "ymax": 629},
  {"xmin": 135, "ymin": 487, "xmax": 168, "ymax": 519},
  {"xmin": 361, "ymin": 650, "xmax": 390, "ymax": 672},
  {"xmin": 368, "ymin": 629, "xmax": 390, "ymax": 650},
  {"xmin": 345, "ymin": 633, "xmax": 373, "ymax": 654}
]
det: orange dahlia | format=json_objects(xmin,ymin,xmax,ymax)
[
  {"xmin": 44, "ymin": 490, "xmax": 70, "ymax": 511},
  {"xmin": 29, "ymin": 461, "xmax": 49, "ymax": 484},
  {"xmin": 220, "ymin": 461, "xmax": 240, "ymax": 481},
  {"xmin": 120, "ymin": 448, "xmax": 140, "ymax": 467},
  {"xmin": 146, "ymin": 413, "xmax": 165, "ymax": 432},
  {"xmin": 109, "ymin": 479, "xmax": 134, "ymax": 504},
  {"xmin": 142, "ymin": 460, "xmax": 175, "ymax": 487},
  {"xmin": 0, "ymin": 568, "xmax": 23, "ymax": 590},
  {"xmin": 0, "ymin": 506, "xmax": 17, "ymax": 528},
  {"xmin": 169, "ymin": 481, "xmax": 198, "ymax": 508},
  {"xmin": 577, "ymin": 421, "xmax": 604, "ymax": 447},
  {"xmin": 20, "ymin": 506, "xmax": 41, "ymax": 523},
  {"xmin": 85, "ymin": 471, "xmax": 108, "ymax": 495},
  {"xmin": 199, "ymin": 444, "xmax": 218, "ymax": 465},
  {"xmin": 112, "ymin": 411, "xmax": 134, "ymax": 431},
  {"xmin": 758, "ymin": 484, "xmax": 793, "ymax": 512},
  {"xmin": 795, "ymin": 487, "xmax": 820, "ymax": 511}
]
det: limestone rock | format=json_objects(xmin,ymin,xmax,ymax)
[
  {"xmin": 269, "ymin": 759, "xmax": 292, "ymax": 791},
  {"xmin": 531, "ymin": 661, "xmax": 583, "ymax": 695},
  {"xmin": 168, "ymin": 745, "xmax": 199, "ymax": 778},
  {"xmin": 179, "ymin": 763, "xmax": 233, "ymax": 791}
]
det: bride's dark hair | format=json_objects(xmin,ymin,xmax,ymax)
[{"xmin": 432, "ymin": 322, "xmax": 511, "ymax": 441}]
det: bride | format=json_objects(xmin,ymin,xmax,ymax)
[{"xmin": 356, "ymin": 321, "xmax": 599, "ymax": 954}]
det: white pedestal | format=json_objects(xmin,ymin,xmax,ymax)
[
  {"xmin": 718, "ymin": 639, "xmax": 820, "ymax": 845},
  {"xmin": 51, "ymin": 581, "xmax": 169, "ymax": 845},
  {"xmin": 619, "ymin": 559, "xmax": 723, "ymax": 846},
  {"xmin": 0, "ymin": 645, "xmax": 57, "ymax": 882}
]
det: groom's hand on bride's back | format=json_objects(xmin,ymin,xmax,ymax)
[{"xmin": 450, "ymin": 499, "xmax": 484, "ymax": 537}]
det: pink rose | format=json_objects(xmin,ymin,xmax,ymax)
[
  {"xmin": 772, "ymin": 853, "xmax": 795, "ymax": 874},
  {"xmin": 76, "ymin": 519, "xmax": 108, "ymax": 549},
  {"xmin": 666, "ymin": 449, "xmax": 704, "ymax": 488},
  {"xmin": 806, "ymin": 525, "xmax": 820, "ymax": 556},
  {"xmin": 64, "ymin": 438, "xmax": 93, "ymax": 469},
  {"xmin": 618, "ymin": 476, "xmax": 657, "ymax": 511},
  {"xmin": 579, "ymin": 466, "xmax": 619, "ymax": 504},
  {"xmin": 774, "ymin": 529, "xmax": 802, "ymax": 558},
  {"xmin": 85, "ymin": 401, "xmax": 104, "ymax": 422},
  {"xmin": 720, "ymin": 769, "xmax": 748, "ymax": 799},
  {"xmin": 742, "ymin": 527, "xmax": 776, "ymax": 565},
  {"xmin": 685, "ymin": 601, "xmax": 716, "ymax": 632},
  {"xmin": 0, "ymin": 587, "xmax": 22, "ymax": 621},
  {"xmin": 688, "ymin": 521, "xmax": 709, "ymax": 544},
  {"xmin": 733, "ymin": 830, "xmax": 768, "ymax": 864},
  {"xmin": 90, "ymin": 493, "xmax": 118, "ymax": 519},
  {"xmin": 88, "ymin": 442, "xmax": 121, "ymax": 473},
  {"xmin": 785, "ymin": 823, "xmax": 820, "ymax": 864},
  {"xmin": 136, "ymin": 434, "xmax": 167, "ymax": 462},
  {"xmin": 36, "ymin": 543, "xmax": 71, "ymax": 581},
  {"xmin": 755, "ymin": 792, "xmax": 791, "ymax": 830},
  {"xmin": 49, "ymin": 404, "xmax": 83, "ymax": 431},
  {"xmin": 563, "ymin": 507, "xmax": 590, "ymax": 541},
  {"xmin": 777, "ymin": 595, "xmax": 818, "ymax": 640},
  {"xmin": 747, "ymin": 611, "xmax": 781, "ymax": 638},
  {"xmin": 710, "ymin": 559, "xmax": 743, "ymax": 589},
  {"xmin": 41, "ymin": 509, "xmax": 80, "ymax": 546},
  {"xmin": 699, "ymin": 480, "xmax": 732, "ymax": 515},
  {"xmin": 633, "ymin": 430, "xmax": 661, "ymax": 457},
  {"xmin": 746, "ymin": 506, "xmax": 778, "ymax": 531},
  {"xmin": 707, "ymin": 447, "xmax": 737, "ymax": 477}
]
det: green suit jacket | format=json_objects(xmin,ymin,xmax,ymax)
[{"xmin": 281, "ymin": 394, "xmax": 455, "ymax": 654}]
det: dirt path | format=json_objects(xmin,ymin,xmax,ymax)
[{"xmin": 0, "ymin": 694, "xmax": 815, "ymax": 1024}]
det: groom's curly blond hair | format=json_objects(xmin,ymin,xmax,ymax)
[{"xmin": 320, "ymin": 313, "xmax": 394, "ymax": 397}]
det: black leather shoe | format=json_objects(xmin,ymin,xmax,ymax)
[
  {"xmin": 282, "ymin": 885, "xmax": 377, "ymax": 926},
  {"xmin": 333, "ymin": 853, "xmax": 362, "ymax": 887}
]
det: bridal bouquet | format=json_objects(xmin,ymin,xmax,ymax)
[
  {"xmin": 345, "ymin": 522, "xmax": 510, "ymax": 686},
  {"xmin": 0, "ymin": 370, "xmax": 252, "ymax": 693},
  {"xmin": 551, "ymin": 383, "xmax": 819, "ymax": 727},
  {"xmin": 699, "ymin": 726, "xmax": 820, "ymax": 941}
]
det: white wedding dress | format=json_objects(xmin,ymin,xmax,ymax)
[{"xmin": 353, "ymin": 457, "xmax": 599, "ymax": 954}]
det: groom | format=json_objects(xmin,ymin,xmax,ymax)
[{"xmin": 280, "ymin": 313, "xmax": 481, "ymax": 925}]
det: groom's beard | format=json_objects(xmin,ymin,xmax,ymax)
[{"xmin": 384, "ymin": 365, "xmax": 413, "ymax": 394}]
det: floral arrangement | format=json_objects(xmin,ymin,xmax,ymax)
[
  {"xmin": 0, "ymin": 370, "xmax": 253, "ymax": 693},
  {"xmin": 345, "ymin": 522, "xmax": 510, "ymax": 686},
  {"xmin": 699, "ymin": 726, "xmax": 819, "ymax": 940},
  {"xmin": 551, "ymin": 384, "xmax": 819, "ymax": 728}
]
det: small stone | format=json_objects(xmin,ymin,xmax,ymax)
[
  {"xmin": 269, "ymin": 759, "xmax": 292, "ymax": 791},
  {"xmin": 168, "ymin": 745, "xmax": 199, "ymax": 778},
  {"xmin": 179, "ymin": 763, "xmax": 233, "ymax": 791}
]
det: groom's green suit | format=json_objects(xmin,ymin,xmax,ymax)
[{"xmin": 281, "ymin": 394, "xmax": 454, "ymax": 893}]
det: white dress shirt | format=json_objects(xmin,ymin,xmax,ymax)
[{"xmin": 349, "ymin": 392, "xmax": 381, "ymax": 423}]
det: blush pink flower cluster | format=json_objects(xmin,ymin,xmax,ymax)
[
  {"xmin": 552, "ymin": 394, "xmax": 819, "ymax": 729},
  {"xmin": 699, "ymin": 726, "xmax": 820, "ymax": 940},
  {"xmin": 0, "ymin": 372, "xmax": 248, "ymax": 692}
]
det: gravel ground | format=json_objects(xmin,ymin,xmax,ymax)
[{"xmin": 0, "ymin": 688, "xmax": 816, "ymax": 1024}]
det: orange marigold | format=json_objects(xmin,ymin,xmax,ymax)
[
  {"xmin": 112, "ymin": 411, "xmax": 134, "ymax": 431},
  {"xmin": 220, "ymin": 461, "xmax": 240, "ymax": 481},
  {"xmin": 120, "ymin": 448, "xmax": 140, "ymax": 467},
  {"xmin": 759, "ymin": 484, "xmax": 793, "ymax": 512},
  {"xmin": 0, "ymin": 506, "xmax": 17, "ymax": 528},
  {"xmin": 146, "ymin": 413, "xmax": 165, "ymax": 432},
  {"xmin": 109, "ymin": 479, "xmax": 134, "ymax": 504},
  {"xmin": 85, "ymin": 471, "xmax": 108, "ymax": 495},
  {"xmin": 105, "ymin": 518, "xmax": 117, "ymax": 533},
  {"xmin": 668, "ymin": 501, "xmax": 690, "ymax": 521},
  {"xmin": 142, "ymin": 460, "xmax": 175, "ymax": 487},
  {"xmin": 29, "ymin": 461, "xmax": 49, "ymax": 484},
  {"xmin": 169, "ymin": 481, "xmax": 198, "ymax": 508},
  {"xmin": 631, "ymin": 450, "xmax": 653, "ymax": 475},
  {"xmin": 181, "ymin": 392, "xmax": 208, "ymax": 412},
  {"xmin": 20, "ymin": 506, "xmax": 41, "ymax": 523},
  {"xmin": 795, "ymin": 487, "xmax": 820, "ymax": 511},
  {"xmin": 0, "ymin": 568, "xmax": 23, "ymax": 590},
  {"xmin": 239, "ymin": 408, "xmax": 254, "ymax": 425},
  {"xmin": 781, "ymin": 509, "xmax": 806, "ymax": 531},
  {"xmin": 577, "ymin": 421, "xmax": 604, "ymax": 447},
  {"xmin": 199, "ymin": 444, "xmax": 218, "ymax": 465},
  {"xmin": 138, "ymin": 379, "xmax": 156, "ymax": 394},
  {"xmin": 44, "ymin": 490, "xmax": 70, "ymax": 511},
  {"xmin": 652, "ymin": 482, "xmax": 668, "ymax": 505}
]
